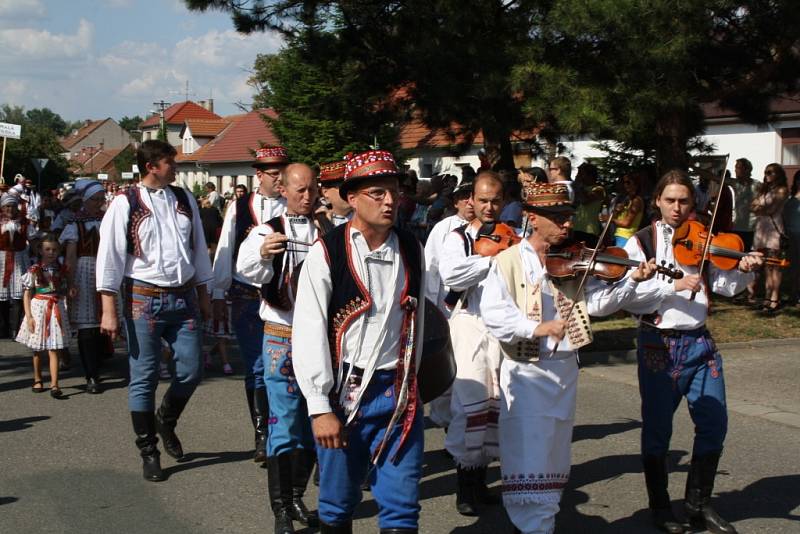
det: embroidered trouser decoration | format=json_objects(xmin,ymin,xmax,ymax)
[{"xmin": 637, "ymin": 327, "xmax": 728, "ymax": 457}]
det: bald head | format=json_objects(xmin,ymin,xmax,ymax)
[
  {"xmin": 281, "ymin": 163, "xmax": 318, "ymax": 215},
  {"xmin": 282, "ymin": 163, "xmax": 314, "ymax": 186}
]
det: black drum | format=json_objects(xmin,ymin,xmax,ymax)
[{"xmin": 418, "ymin": 298, "xmax": 456, "ymax": 403}]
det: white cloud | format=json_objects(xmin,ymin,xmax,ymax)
[
  {"xmin": 174, "ymin": 29, "xmax": 281, "ymax": 68},
  {"xmin": 0, "ymin": 79, "xmax": 28, "ymax": 104},
  {"xmin": 0, "ymin": 18, "xmax": 92, "ymax": 61},
  {"xmin": 0, "ymin": 0, "xmax": 46, "ymax": 18}
]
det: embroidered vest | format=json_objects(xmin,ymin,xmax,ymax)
[
  {"xmin": 30, "ymin": 262, "xmax": 68, "ymax": 296},
  {"xmin": 233, "ymin": 193, "xmax": 258, "ymax": 264},
  {"xmin": 75, "ymin": 213, "xmax": 103, "ymax": 257},
  {"xmin": 124, "ymin": 186, "xmax": 193, "ymax": 257},
  {"xmin": 0, "ymin": 220, "xmax": 28, "ymax": 251},
  {"xmin": 493, "ymin": 244, "xmax": 593, "ymax": 362}
]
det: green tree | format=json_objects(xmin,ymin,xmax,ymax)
[
  {"xmin": 0, "ymin": 104, "xmax": 70, "ymax": 188},
  {"xmin": 119, "ymin": 115, "xmax": 144, "ymax": 141},
  {"xmin": 25, "ymin": 108, "xmax": 68, "ymax": 136}
]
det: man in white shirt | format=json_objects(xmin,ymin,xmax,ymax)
[
  {"xmin": 236, "ymin": 163, "xmax": 319, "ymax": 533},
  {"xmin": 97, "ymin": 140, "xmax": 212, "ymax": 482},
  {"xmin": 292, "ymin": 150, "xmax": 426, "ymax": 534},
  {"xmin": 623, "ymin": 170, "xmax": 762, "ymax": 534},
  {"xmin": 316, "ymin": 160, "xmax": 353, "ymax": 232},
  {"xmin": 480, "ymin": 182, "xmax": 655, "ymax": 534},
  {"xmin": 211, "ymin": 146, "xmax": 288, "ymax": 465},
  {"xmin": 439, "ymin": 172, "xmax": 504, "ymax": 516},
  {"xmin": 423, "ymin": 177, "xmax": 474, "ymax": 431}
]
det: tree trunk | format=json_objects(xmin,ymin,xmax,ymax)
[
  {"xmin": 483, "ymin": 127, "xmax": 515, "ymax": 172},
  {"xmin": 654, "ymin": 113, "xmax": 691, "ymax": 177}
]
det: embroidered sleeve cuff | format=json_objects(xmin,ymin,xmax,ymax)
[
  {"xmin": 306, "ymin": 394, "xmax": 333, "ymax": 416},
  {"xmin": 518, "ymin": 319, "xmax": 538, "ymax": 340},
  {"xmin": 97, "ymin": 287, "xmax": 119, "ymax": 294}
]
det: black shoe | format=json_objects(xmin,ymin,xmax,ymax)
[
  {"xmin": 455, "ymin": 466, "xmax": 479, "ymax": 516},
  {"xmin": 685, "ymin": 452, "xmax": 737, "ymax": 534},
  {"xmin": 86, "ymin": 378, "xmax": 102, "ymax": 394},
  {"xmin": 288, "ymin": 449, "xmax": 318, "ymax": 526},
  {"xmin": 131, "ymin": 411, "xmax": 164, "ymax": 482},
  {"xmin": 156, "ymin": 392, "xmax": 190, "ymax": 460},
  {"xmin": 320, "ymin": 520, "xmax": 353, "ymax": 533},
  {"xmin": 50, "ymin": 386, "xmax": 63, "ymax": 399},
  {"xmin": 252, "ymin": 387, "xmax": 269, "ymax": 464},
  {"xmin": 643, "ymin": 455, "xmax": 684, "ymax": 533},
  {"xmin": 475, "ymin": 466, "xmax": 501, "ymax": 505}
]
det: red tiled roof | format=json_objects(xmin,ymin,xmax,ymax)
[
  {"xmin": 398, "ymin": 119, "xmax": 485, "ymax": 149},
  {"xmin": 702, "ymin": 95, "xmax": 800, "ymax": 120},
  {"xmin": 140, "ymin": 101, "xmax": 221, "ymax": 128},
  {"xmin": 60, "ymin": 119, "xmax": 109, "ymax": 150},
  {"xmin": 183, "ymin": 119, "xmax": 228, "ymax": 138},
  {"xmin": 69, "ymin": 146, "xmax": 129, "ymax": 174},
  {"xmin": 177, "ymin": 109, "xmax": 280, "ymax": 164}
]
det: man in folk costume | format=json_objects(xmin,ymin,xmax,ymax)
[
  {"xmin": 480, "ymin": 182, "xmax": 656, "ymax": 534},
  {"xmin": 622, "ymin": 171, "xmax": 762, "ymax": 534},
  {"xmin": 423, "ymin": 176, "xmax": 475, "ymax": 430},
  {"xmin": 438, "ymin": 171, "xmax": 504, "ymax": 515},
  {"xmin": 211, "ymin": 146, "xmax": 288, "ymax": 465},
  {"xmin": 236, "ymin": 163, "xmax": 320, "ymax": 534},
  {"xmin": 292, "ymin": 150, "xmax": 426, "ymax": 534},
  {"xmin": 60, "ymin": 180, "xmax": 108, "ymax": 394},
  {"xmin": 0, "ymin": 190, "xmax": 34, "ymax": 339},
  {"xmin": 316, "ymin": 160, "xmax": 353, "ymax": 232},
  {"xmin": 97, "ymin": 140, "xmax": 212, "ymax": 482}
]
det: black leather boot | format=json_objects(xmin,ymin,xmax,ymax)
[
  {"xmin": 642, "ymin": 455, "xmax": 684, "ymax": 533},
  {"xmin": 455, "ymin": 466, "xmax": 479, "ymax": 516},
  {"xmin": 380, "ymin": 530, "xmax": 418, "ymax": 533},
  {"xmin": 131, "ymin": 411, "xmax": 164, "ymax": 482},
  {"xmin": 252, "ymin": 387, "xmax": 269, "ymax": 464},
  {"xmin": 475, "ymin": 466, "xmax": 501, "ymax": 505},
  {"xmin": 78, "ymin": 328, "xmax": 101, "ymax": 386},
  {"xmin": 288, "ymin": 449, "xmax": 319, "ymax": 526},
  {"xmin": 320, "ymin": 520, "xmax": 352, "ymax": 534},
  {"xmin": 685, "ymin": 452, "xmax": 737, "ymax": 534},
  {"xmin": 155, "ymin": 391, "xmax": 190, "ymax": 460},
  {"xmin": 267, "ymin": 455, "xmax": 295, "ymax": 534}
]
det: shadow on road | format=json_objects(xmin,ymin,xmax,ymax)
[
  {"xmin": 0, "ymin": 415, "xmax": 50, "ymax": 432},
  {"xmin": 162, "ymin": 450, "xmax": 254, "ymax": 478},
  {"xmin": 573, "ymin": 419, "xmax": 641, "ymax": 442},
  {"xmin": 0, "ymin": 496, "xmax": 19, "ymax": 506},
  {"xmin": 719, "ymin": 474, "xmax": 800, "ymax": 523}
]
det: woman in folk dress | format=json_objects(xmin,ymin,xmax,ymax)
[{"xmin": 0, "ymin": 192, "xmax": 34, "ymax": 338}]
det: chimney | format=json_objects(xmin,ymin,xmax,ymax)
[{"xmin": 199, "ymin": 99, "xmax": 214, "ymax": 113}]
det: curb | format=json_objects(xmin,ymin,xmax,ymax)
[{"xmin": 580, "ymin": 336, "xmax": 800, "ymax": 366}]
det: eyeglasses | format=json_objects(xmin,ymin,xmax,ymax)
[
  {"xmin": 359, "ymin": 187, "xmax": 399, "ymax": 202},
  {"xmin": 258, "ymin": 169, "xmax": 281, "ymax": 177}
]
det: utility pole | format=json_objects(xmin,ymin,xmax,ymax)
[{"xmin": 153, "ymin": 100, "xmax": 171, "ymax": 142}]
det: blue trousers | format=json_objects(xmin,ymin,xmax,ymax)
[
  {"xmin": 317, "ymin": 370, "xmax": 424, "ymax": 529},
  {"xmin": 637, "ymin": 327, "xmax": 727, "ymax": 457},
  {"xmin": 124, "ymin": 281, "xmax": 203, "ymax": 412},
  {"xmin": 262, "ymin": 332, "xmax": 314, "ymax": 456},
  {"xmin": 229, "ymin": 289, "xmax": 264, "ymax": 391}
]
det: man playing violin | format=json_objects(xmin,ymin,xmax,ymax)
[
  {"xmin": 438, "ymin": 170, "xmax": 505, "ymax": 516},
  {"xmin": 623, "ymin": 170, "xmax": 763, "ymax": 534},
  {"xmin": 479, "ymin": 182, "xmax": 656, "ymax": 534}
]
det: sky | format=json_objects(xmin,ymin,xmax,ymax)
[{"xmin": 0, "ymin": 0, "xmax": 284, "ymax": 122}]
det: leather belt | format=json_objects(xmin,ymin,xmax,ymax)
[
  {"xmin": 129, "ymin": 282, "xmax": 192, "ymax": 297},
  {"xmin": 263, "ymin": 321, "xmax": 292, "ymax": 338},
  {"xmin": 229, "ymin": 280, "xmax": 260, "ymax": 300}
]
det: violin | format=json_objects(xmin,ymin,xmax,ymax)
[
  {"xmin": 473, "ymin": 222, "xmax": 522, "ymax": 257},
  {"xmin": 672, "ymin": 220, "xmax": 789, "ymax": 270},
  {"xmin": 546, "ymin": 242, "xmax": 684, "ymax": 282}
]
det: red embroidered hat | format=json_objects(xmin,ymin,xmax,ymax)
[
  {"xmin": 522, "ymin": 182, "xmax": 575, "ymax": 213},
  {"xmin": 252, "ymin": 146, "xmax": 289, "ymax": 168},
  {"xmin": 318, "ymin": 160, "xmax": 347, "ymax": 186},
  {"xmin": 339, "ymin": 150, "xmax": 401, "ymax": 199}
]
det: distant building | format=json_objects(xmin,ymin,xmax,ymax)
[
  {"xmin": 176, "ymin": 109, "xmax": 280, "ymax": 194},
  {"xmin": 68, "ymin": 144, "xmax": 136, "ymax": 181},
  {"xmin": 60, "ymin": 118, "xmax": 133, "ymax": 160},
  {"xmin": 140, "ymin": 100, "xmax": 221, "ymax": 146}
]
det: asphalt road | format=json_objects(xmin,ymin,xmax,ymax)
[{"xmin": 1, "ymin": 338, "xmax": 798, "ymax": 533}]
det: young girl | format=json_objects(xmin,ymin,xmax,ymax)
[{"xmin": 16, "ymin": 235, "xmax": 73, "ymax": 398}]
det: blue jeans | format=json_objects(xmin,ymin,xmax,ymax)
[
  {"xmin": 262, "ymin": 332, "xmax": 314, "ymax": 456},
  {"xmin": 637, "ymin": 327, "xmax": 728, "ymax": 457},
  {"xmin": 124, "ymin": 280, "xmax": 203, "ymax": 412},
  {"xmin": 317, "ymin": 370, "xmax": 424, "ymax": 529},
  {"xmin": 229, "ymin": 288, "xmax": 264, "ymax": 391}
]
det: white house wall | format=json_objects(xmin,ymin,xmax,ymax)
[{"xmin": 176, "ymin": 163, "xmax": 256, "ymax": 194}]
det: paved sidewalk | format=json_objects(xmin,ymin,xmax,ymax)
[{"xmin": 1, "ymin": 338, "xmax": 798, "ymax": 533}]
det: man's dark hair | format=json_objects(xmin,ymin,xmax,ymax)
[
  {"xmin": 136, "ymin": 140, "xmax": 177, "ymax": 174},
  {"xmin": 205, "ymin": 182, "xmax": 216, "ymax": 190}
]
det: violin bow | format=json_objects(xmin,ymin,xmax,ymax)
[
  {"xmin": 547, "ymin": 178, "xmax": 621, "ymax": 357},
  {"xmin": 691, "ymin": 154, "xmax": 730, "ymax": 301}
]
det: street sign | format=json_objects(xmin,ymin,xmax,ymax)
[
  {"xmin": 31, "ymin": 158, "xmax": 49, "ymax": 173},
  {"xmin": 132, "ymin": 165, "xmax": 139, "ymax": 174},
  {"xmin": 97, "ymin": 173, "xmax": 109, "ymax": 181},
  {"xmin": 121, "ymin": 172, "xmax": 134, "ymax": 180},
  {"xmin": 0, "ymin": 122, "xmax": 22, "ymax": 140}
]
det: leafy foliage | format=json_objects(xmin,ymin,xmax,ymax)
[
  {"xmin": 0, "ymin": 104, "xmax": 70, "ymax": 188},
  {"xmin": 119, "ymin": 115, "xmax": 144, "ymax": 141}
]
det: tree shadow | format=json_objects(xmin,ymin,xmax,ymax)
[
  {"xmin": 572, "ymin": 419, "xmax": 641, "ymax": 443},
  {"xmin": 0, "ymin": 415, "xmax": 49, "ymax": 432},
  {"xmin": 162, "ymin": 450, "xmax": 254, "ymax": 477}
]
